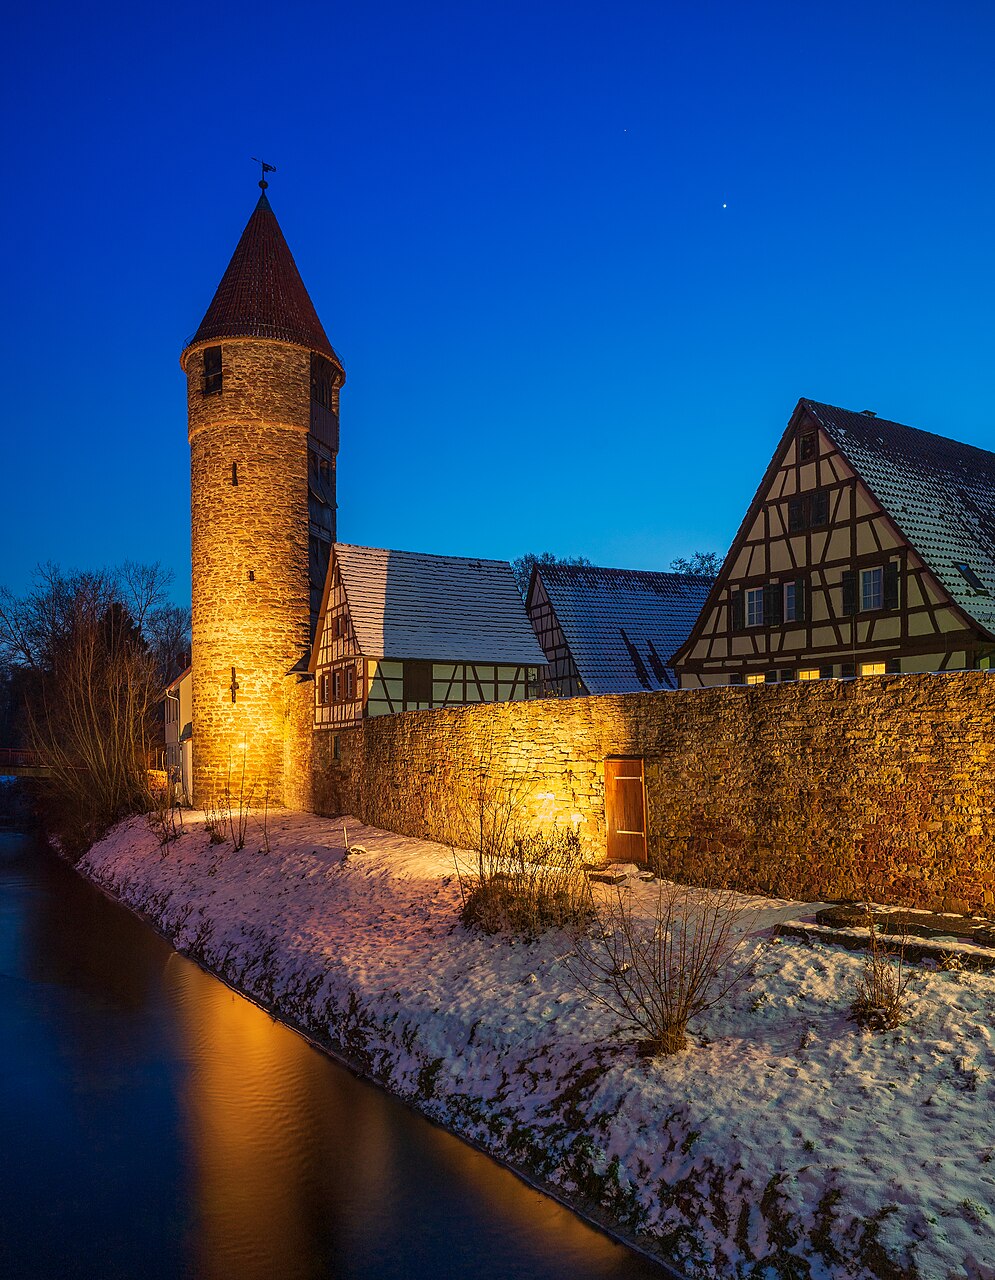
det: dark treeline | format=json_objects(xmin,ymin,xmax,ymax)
[{"xmin": 0, "ymin": 563, "xmax": 190, "ymax": 854}]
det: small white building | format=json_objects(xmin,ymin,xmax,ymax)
[{"xmin": 164, "ymin": 666, "xmax": 193, "ymax": 804}]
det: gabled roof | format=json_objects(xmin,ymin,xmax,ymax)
[
  {"xmin": 184, "ymin": 192, "xmax": 343, "ymax": 368},
  {"xmin": 534, "ymin": 563, "xmax": 713, "ymax": 694},
  {"xmin": 802, "ymin": 400, "xmax": 995, "ymax": 636},
  {"xmin": 331, "ymin": 544, "xmax": 547, "ymax": 665}
]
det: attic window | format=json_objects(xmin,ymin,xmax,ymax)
[
  {"xmin": 955, "ymin": 563, "xmax": 989, "ymax": 595},
  {"xmin": 799, "ymin": 432, "xmax": 817, "ymax": 461},
  {"xmin": 203, "ymin": 346, "xmax": 222, "ymax": 396}
]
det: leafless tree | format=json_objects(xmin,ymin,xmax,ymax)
[{"xmin": 0, "ymin": 562, "xmax": 187, "ymax": 853}]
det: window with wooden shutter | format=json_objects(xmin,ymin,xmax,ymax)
[
  {"xmin": 731, "ymin": 591, "xmax": 745, "ymax": 631},
  {"xmin": 883, "ymin": 562, "xmax": 900, "ymax": 610},
  {"xmin": 404, "ymin": 660, "xmax": 432, "ymax": 705},
  {"xmin": 783, "ymin": 578, "xmax": 809, "ymax": 622},
  {"xmin": 842, "ymin": 570, "xmax": 858, "ymax": 616},
  {"xmin": 763, "ymin": 583, "xmax": 783, "ymax": 626},
  {"xmin": 887, "ymin": 658, "xmax": 901, "ymax": 674},
  {"xmin": 810, "ymin": 489, "xmax": 829, "ymax": 527}
]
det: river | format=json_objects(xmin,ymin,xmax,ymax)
[{"xmin": 0, "ymin": 832, "xmax": 666, "ymax": 1280}]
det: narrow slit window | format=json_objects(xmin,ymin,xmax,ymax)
[
  {"xmin": 231, "ymin": 462, "xmax": 238, "ymax": 486},
  {"xmin": 203, "ymin": 345, "xmax": 222, "ymax": 396}
]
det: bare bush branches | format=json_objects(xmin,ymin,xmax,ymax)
[
  {"xmin": 0, "ymin": 561, "xmax": 191, "ymax": 853},
  {"xmin": 223, "ymin": 749, "xmax": 253, "ymax": 851},
  {"xmin": 453, "ymin": 757, "xmax": 589, "ymax": 937},
  {"xmin": 849, "ymin": 909, "xmax": 913, "ymax": 1031},
  {"xmin": 572, "ymin": 878, "xmax": 763, "ymax": 1055}
]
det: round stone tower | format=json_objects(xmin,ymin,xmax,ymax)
[{"xmin": 181, "ymin": 185, "xmax": 344, "ymax": 807}]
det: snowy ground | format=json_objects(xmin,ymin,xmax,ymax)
[{"xmin": 81, "ymin": 812, "xmax": 995, "ymax": 1280}]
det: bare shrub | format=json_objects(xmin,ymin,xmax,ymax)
[
  {"xmin": 259, "ymin": 791, "xmax": 271, "ymax": 854},
  {"xmin": 458, "ymin": 826, "xmax": 591, "ymax": 936},
  {"xmin": 222, "ymin": 749, "xmax": 254, "ymax": 851},
  {"xmin": 203, "ymin": 795, "xmax": 228, "ymax": 846},
  {"xmin": 849, "ymin": 908, "xmax": 912, "ymax": 1030},
  {"xmin": 146, "ymin": 769, "xmax": 184, "ymax": 848},
  {"xmin": 453, "ymin": 764, "xmax": 589, "ymax": 937},
  {"xmin": 572, "ymin": 878, "xmax": 763, "ymax": 1055}
]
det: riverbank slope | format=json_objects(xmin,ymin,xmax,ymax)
[{"xmin": 81, "ymin": 813, "xmax": 994, "ymax": 1280}]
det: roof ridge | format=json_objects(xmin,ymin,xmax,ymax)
[
  {"xmin": 334, "ymin": 542, "xmax": 512, "ymax": 567},
  {"xmin": 803, "ymin": 399, "xmax": 995, "ymax": 464}
]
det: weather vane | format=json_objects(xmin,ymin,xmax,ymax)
[{"xmin": 251, "ymin": 157, "xmax": 277, "ymax": 190}]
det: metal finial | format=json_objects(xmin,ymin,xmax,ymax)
[{"xmin": 251, "ymin": 157, "xmax": 277, "ymax": 189}]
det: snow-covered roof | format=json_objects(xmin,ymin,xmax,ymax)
[
  {"xmin": 804, "ymin": 400, "xmax": 995, "ymax": 637},
  {"xmin": 535, "ymin": 564, "xmax": 713, "ymax": 694},
  {"xmin": 333, "ymin": 543, "xmax": 547, "ymax": 665}
]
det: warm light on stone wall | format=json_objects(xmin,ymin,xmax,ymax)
[
  {"xmin": 185, "ymin": 338, "xmax": 315, "ymax": 807},
  {"xmin": 312, "ymin": 673, "xmax": 995, "ymax": 912}
]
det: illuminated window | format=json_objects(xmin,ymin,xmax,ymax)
[
  {"xmin": 860, "ymin": 567, "xmax": 883, "ymax": 611},
  {"xmin": 860, "ymin": 661, "xmax": 886, "ymax": 676},
  {"xmin": 798, "ymin": 668, "xmax": 820, "ymax": 681},
  {"xmin": 746, "ymin": 588, "xmax": 764, "ymax": 627},
  {"xmin": 203, "ymin": 345, "xmax": 222, "ymax": 396},
  {"xmin": 745, "ymin": 673, "xmax": 764, "ymax": 685}
]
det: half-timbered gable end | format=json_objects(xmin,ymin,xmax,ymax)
[
  {"xmin": 311, "ymin": 544, "xmax": 547, "ymax": 727},
  {"xmin": 673, "ymin": 399, "xmax": 995, "ymax": 687},
  {"xmin": 527, "ymin": 563, "xmax": 714, "ymax": 695}
]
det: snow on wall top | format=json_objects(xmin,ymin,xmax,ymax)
[
  {"xmin": 334, "ymin": 543, "xmax": 547, "ymax": 665},
  {"xmin": 804, "ymin": 401, "xmax": 995, "ymax": 637},
  {"xmin": 536, "ymin": 563, "xmax": 714, "ymax": 694}
]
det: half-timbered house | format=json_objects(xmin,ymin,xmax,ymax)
[
  {"xmin": 673, "ymin": 399, "xmax": 995, "ymax": 687},
  {"xmin": 311, "ymin": 544, "xmax": 547, "ymax": 728},
  {"xmin": 527, "ymin": 563, "xmax": 713, "ymax": 695}
]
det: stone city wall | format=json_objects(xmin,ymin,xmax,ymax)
[{"xmin": 310, "ymin": 672, "xmax": 995, "ymax": 911}]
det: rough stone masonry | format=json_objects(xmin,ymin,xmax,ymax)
[{"xmin": 310, "ymin": 671, "xmax": 995, "ymax": 911}]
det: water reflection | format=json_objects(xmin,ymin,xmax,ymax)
[{"xmin": 0, "ymin": 833, "xmax": 665, "ymax": 1279}]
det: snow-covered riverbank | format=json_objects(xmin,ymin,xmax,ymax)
[{"xmin": 81, "ymin": 813, "xmax": 995, "ymax": 1280}]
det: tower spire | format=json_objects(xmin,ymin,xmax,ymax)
[{"xmin": 183, "ymin": 187, "xmax": 342, "ymax": 367}]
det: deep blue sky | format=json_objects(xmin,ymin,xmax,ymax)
[{"xmin": 4, "ymin": 1, "xmax": 995, "ymax": 601}]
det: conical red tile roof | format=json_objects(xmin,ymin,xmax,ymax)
[{"xmin": 186, "ymin": 192, "xmax": 342, "ymax": 368}]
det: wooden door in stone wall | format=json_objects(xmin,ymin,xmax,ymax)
[{"xmin": 605, "ymin": 757, "xmax": 647, "ymax": 863}]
